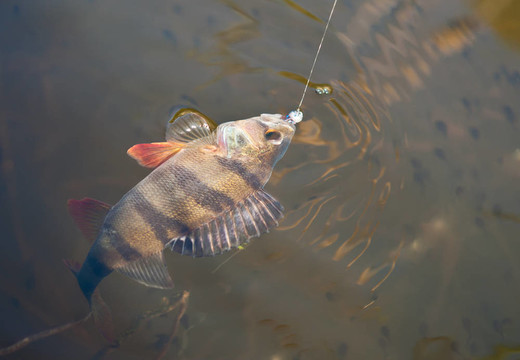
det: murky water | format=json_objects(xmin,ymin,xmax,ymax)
[{"xmin": 1, "ymin": 0, "xmax": 519, "ymax": 359}]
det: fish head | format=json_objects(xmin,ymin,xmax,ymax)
[{"xmin": 217, "ymin": 113, "xmax": 295, "ymax": 165}]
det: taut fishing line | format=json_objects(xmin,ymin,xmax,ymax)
[
  {"xmin": 0, "ymin": 2, "xmax": 339, "ymax": 356},
  {"xmin": 286, "ymin": 0, "xmax": 339, "ymax": 124}
]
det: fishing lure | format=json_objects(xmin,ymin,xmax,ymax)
[
  {"xmin": 66, "ymin": 0, "xmax": 339, "ymax": 308},
  {"xmin": 0, "ymin": 0, "xmax": 339, "ymax": 353}
]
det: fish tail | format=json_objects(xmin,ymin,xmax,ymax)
[
  {"xmin": 76, "ymin": 256, "xmax": 112, "ymax": 303},
  {"xmin": 63, "ymin": 259, "xmax": 115, "ymax": 343}
]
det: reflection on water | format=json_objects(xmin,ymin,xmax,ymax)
[
  {"xmin": 1, "ymin": 0, "xmax": 519, "ymax": 359},
  {"xmin": 274, "ymin": 78, "xmax": 399, "ymax": 295},
  {"xmin": 473, "ymin": 0, "xmax": 520, "ymax": 49}
]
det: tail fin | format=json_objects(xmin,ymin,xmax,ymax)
[{"xmin": 63, "ymin": 259, "xmax": 115, "ymax": 343}]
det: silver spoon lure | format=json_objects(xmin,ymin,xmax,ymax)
[{"xmin": 284, "ymin": 0, "xmax": 338, "ymax": 125}]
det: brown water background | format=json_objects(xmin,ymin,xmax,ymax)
[{"xmin": 1, "ymin": 0, "xmax": 519, "ymax": 359}]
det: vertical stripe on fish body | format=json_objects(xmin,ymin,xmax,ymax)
[{"xmin": 68, "ymin": 109, "xmax": 295, "ymax": 301}]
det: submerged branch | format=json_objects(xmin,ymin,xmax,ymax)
[
  {"xmin": 92, "ymin": 291, "xmax": 190, "ymax": 360},
  {"xmin": 155, "ymin": 291, "xmax": 190, "ymax": 360},
  {"xmin": 0, "ymin": 312, "xmax": 92, "ymax": 357}
]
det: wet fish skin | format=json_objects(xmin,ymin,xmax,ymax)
[
  {"xmin": 96, "ymin": 115, "xmax": 293, "ymax": 264},
  {"xmin": 69, "ymin": 111, "xmax": 295, "ymax": 302}
]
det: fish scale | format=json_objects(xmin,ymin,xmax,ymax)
[{"xmin": 67, "ymin": 110, "xmax": 295, "ymax": 314}]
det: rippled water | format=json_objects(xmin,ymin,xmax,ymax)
[{"xmin": 1, "ymin": 0, "xmax": 519, "ymax": 359}]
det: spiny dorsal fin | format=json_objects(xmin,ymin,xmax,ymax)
[
  {"xmin": 127, "ymin": 142, "xmax": 184, "ymax": 168},
  {"xmin": 168, "ymin": 190, "xmax": 284, "ymax": 257},
  {"xmin": 115, "ymin": 252, "xmax": 173, "ymax": 289},
  {"xmin": 68, "ymin": 198, "xmax": 111, "ymax": 244},
  {"xmin": 166, "ymin": 107, "xmax": 217, "ymax": 143}
]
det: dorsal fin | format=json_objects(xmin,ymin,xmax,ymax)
[
  {"xmin": 67, "ymin": 198, "xmax": 111, "ymax": 244},
  {"xmin": 115, "ymin": 252, "xmax": 174, "ymax": 289},
  {"xmin": 127, "ymin": 142, "xmax": 184, "ymax": 168},
  {"xmin": 167, "ymin": 189, "xmax": 284, "ymax": 257},
  {"xmin": 166, "ymin": 107, "xmax": 217, "ymax": 143}
]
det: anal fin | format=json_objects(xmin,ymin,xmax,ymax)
[
  {"xmin": 115, "ymin": 253, "xmax": 173, "ymax": 289},
  {"xmin": 168, "ymin": 189, "xmax": 284, "ymax": 257}
]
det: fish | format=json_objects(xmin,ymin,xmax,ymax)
[{"xmin": 65, "ymin": 108, "xmax": 295, "ymax": 337}]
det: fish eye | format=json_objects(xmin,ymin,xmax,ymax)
[{"xmin": 265, "ymin": 129, "xmax": 282, "ymax": 142}]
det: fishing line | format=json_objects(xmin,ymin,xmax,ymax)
[{"xmin": 287, "ymin": 0, "xmax": 338, "ymax": 124}]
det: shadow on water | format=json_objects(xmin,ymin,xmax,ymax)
[{"xmin": 0, "ymin": 0, "xmax": 519, "ymax": 359}]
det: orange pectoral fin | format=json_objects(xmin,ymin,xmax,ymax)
[{"xmin": 127, "ymin": 142, "xmax": 184, "ymax": 168}]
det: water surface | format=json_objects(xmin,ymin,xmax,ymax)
[{"xmin": 1, "ymin": 0, "xmax": 519, "ymax": 359}]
